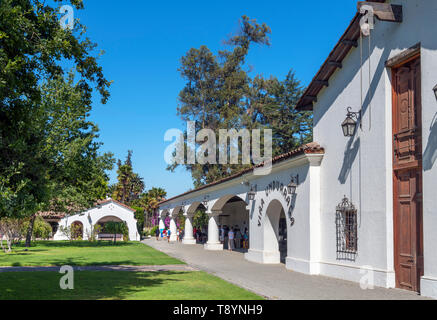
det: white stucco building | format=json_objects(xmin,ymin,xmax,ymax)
[
  {"xmin": 158, "ymin": 0, "xmax": 437, "ymax": 299},
  {"xmin": 50, "ymin": 199, "xmax": 140, "ymax": 242}
]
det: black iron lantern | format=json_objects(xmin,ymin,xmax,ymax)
[
  {"xmin": 287, "ymin": 175, "xmax": 299, "ymax": 195},
  {"xmin": 248, "ymin": 185, "xmax": 257, "ymax": 201},
  {"xmin": 202, "ymin": 196, "xmax": 209, "ymax": 208},
  {"xmin": 342, "ymin": 107, "xmax": 361, "ymax": 137}
]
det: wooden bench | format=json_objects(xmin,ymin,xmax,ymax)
[{"xmin": 98, "ymin": 234, "xmax": 123, "ymax": 241}]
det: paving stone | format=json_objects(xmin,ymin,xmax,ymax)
[{"xmin": 143, "ymin": 239, "xmax": 430, "ymax": 300}]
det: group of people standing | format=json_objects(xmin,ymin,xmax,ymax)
[
  {"xmin": 219, "ymin": 225, "xmax": 249, "ymax": 251},
  {"xmin": 154, "ymin": 224, "xmax": 249, "ymax": 251},
  {"xmin": 193, "ymin": 227, "xmax": 207, "ymax": 244},
  {"xmin": 155, "ymin": 227, "xmax": 184, "ymax": 243}
]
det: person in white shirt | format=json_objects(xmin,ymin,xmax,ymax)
[{"xmin": 228, "ymin": 228, "xmax": 235, "ymax": 251}]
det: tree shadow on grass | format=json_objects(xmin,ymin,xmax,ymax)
[
  {"xmin": 5, "ymin": 259, "xmax": 157, "ymax": 268},
  {"xmin": 0, "ymin": 271, "xmax": 187, "ymax": 300},
  {"xmin": 1, "ymin": 241, "xmax": 182, "ymax": 267},
  {"xmin": 15, "ymin": 241, "xmax": 135, "ymax": 248}
]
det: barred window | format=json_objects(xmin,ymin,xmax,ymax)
[{"xmin": 336, "ymin": 196, "xmax": 358, "ymax": 261}]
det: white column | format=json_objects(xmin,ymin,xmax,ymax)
[
  {"xmin": 159, "ymin": 216, "xmax": 165, "ymax": 238},
  {"xmin": 204, "ymin": 212, "xmax": 223, "ymax": 251},
  {"xmin": 169, "ymin": 216, "xmax": 177, "ymax": 242},
  {"xmin": 285, "ymin": 154, "xmax": 323, "ymax": 275},
  {"xmin": 183, "ymin": 215, "xmax": 196, "ymax": 244}
]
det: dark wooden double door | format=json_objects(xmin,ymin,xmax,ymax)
[{"xmin": 392, "ymin": 56, "xmax": 424, "ymax": 292}]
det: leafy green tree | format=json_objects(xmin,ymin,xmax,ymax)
[
  {"xmin": 169, "ymin": 16, "xmax": 312, "ymax": 187},
  {"xmin": 131, "ymin": 187, "xmax": 167, "ymax": 229},
  {"xmin": 0, "ymin": 0, "xmax": 113, "ymax": 245},
  {"xmin": 249, "ymin": 70, "xmax": 312, "ymax": 156},
  {"xmin": 112, "ymin": 151, "xmax": 145, "ymax": 205},
  {"xmin": 22, "ymin": 216, "xmax": 52, "ymax": 240},
  {"xmin": 23, "ymin": 73, "xmax": 114, "ymax": 246},
  {"xmin": 143, "ymin": 187, "xmax": 166, "ymax": 228},
  {"xmin": 132, "ymin": 206, "xmax": 145, "ymax": 235}
]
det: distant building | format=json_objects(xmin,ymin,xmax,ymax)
[{"xmin": 41, "ymin": 198, "xmax": 139, "ymax": 241}]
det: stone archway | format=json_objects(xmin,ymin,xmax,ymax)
[
  {"xmin": 215, "ymin": 195, "xmax": 249, "ymax": 252},
  {"xmin": 96, "ymin": 216, "xmax": 127, "ymax": 241},
  {"xmin": 186, "ymin": 203, "xmax": 208, "ymax": 243},
  {"xmin": 264, "ymin": 199, "xmax": 288, "ymax": 264}
]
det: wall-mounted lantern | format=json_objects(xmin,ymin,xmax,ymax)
[
  {"xmin": 433, "ymin": 84, "xmax": 437, "ymax": 101},
  {"xmin": 342, "ymin": 107, "xmax": 361, "ymax": 137},
  {"xmin": 248, "ymin": 185, "xmax": 257, "ymax": 201},
  {"xmin": 202, "ymin": 196, "xmax": 209, "ymax": 208},
  {"xmin": 287, "ymin": 175, "xmax": 299, "ymax": 195}
]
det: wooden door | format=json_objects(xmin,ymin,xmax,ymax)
[{"xmin": 392, "ymin": 56, "xmax": 424, "ymax": 292}]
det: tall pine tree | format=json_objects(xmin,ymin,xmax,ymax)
[{"xmin": 169, "ymin": 16, "xmax": 312, "ymax": 187}]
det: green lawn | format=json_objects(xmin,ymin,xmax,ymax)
[
  {"xmin": 0, "ymin": 241, "xmax": 183, "ymax": 267},
  {"xmin": 0, "ymin": 271, "xmax": 263, "ymax": 300}
]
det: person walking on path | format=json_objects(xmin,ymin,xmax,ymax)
[
  {"xmin": 228, "ymin": 228, "xmax": 235, "ymax": 251},
  {"xmin": 155, "ymin": 227, "xmax": 160, "ymax": 241},
  {"xmin": 180, "ymin": 229, "xmax": 184, "ymax": 242},
  {"xmin": 167, "ymin": 229, "xmax": 171, "ymax": 243}
]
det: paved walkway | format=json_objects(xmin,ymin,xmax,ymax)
[
  {"xmin": 0, "ymin": 265, "xmax": 198, "ymax": 273},
  {"xmin": 144, "ymin": 239, "xmax": 430, "ymax": 300}
]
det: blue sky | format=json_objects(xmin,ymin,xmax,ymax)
[{"xmin": 72, "ymin": 0, "xmax": 358, "ymax": 198}]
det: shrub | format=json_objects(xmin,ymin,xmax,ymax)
[
  {"xmin": 33, "ymin": 217, "xmax": 52, "ymax": 240},
  {"xmin": 86, "ymin": 224, "xmax": 102, "ymax": 242},
  {"xmin": 193, "ymin": 210, "xmax": 209, "ymax": 230},
  {"xmin": 59, "ymin": 223, "xmax": 83, "ymax": 241},
  {"xmin": 21, "ymin": 216, "xmax": 52, "ymax": 241},
  {"xmin": 150, "ymin": 225, "xmax": 159, "ymax": 236}
]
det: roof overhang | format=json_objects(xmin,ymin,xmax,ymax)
[
  {"xmin": 159, "ymin": 143, "xmax": 324, "ymax": 208},
  {"xmin": 296, "ymin": 0, "xmax": 388, "ymax": 111}
]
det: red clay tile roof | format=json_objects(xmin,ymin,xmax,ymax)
[
  {"xmin": 296, "ymin": 0, "xmax": 387, "ymax": 110},
  {"xmin": 159, "ymin": 142, "xmax": 324, "ymax": 205},
  {"xmin": 38, "ymin": 211, "xmax": 66, "ymax": 220},
  {"xmin": 38, "ymin": 198, "xmax": 136, "ymax": 220}
]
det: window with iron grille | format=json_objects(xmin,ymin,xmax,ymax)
[{"xmin": 336, "ymin": 196, "xmax": 358, "ymax": 260}]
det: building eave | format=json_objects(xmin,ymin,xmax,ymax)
[
  {"xmin": 296, "ymin": 0, "xmax": 387, "ymax": 111},
  {"xmin": 158, "ymin": 142, "xmax": 324, "ymax": 206}
]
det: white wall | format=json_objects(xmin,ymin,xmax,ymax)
[
  {"xmin": 313, "ymin": 0, "xmax": 437, "ymax": 293},
  {"xmin": 160, "ymin": 153, "xmax": 323, "ymax": 272}
]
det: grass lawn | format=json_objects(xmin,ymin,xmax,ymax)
[
  {"xmin": 0, "ymin": 271, "xmax": 263, "ymax": 300},
  {"xmin": 0, "ymin": 241, "xmax": 183, "ymax": 267}
]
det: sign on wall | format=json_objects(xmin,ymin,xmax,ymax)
[{"xmin": 256, "ymin": 180, "xmax": 295, "ymax": 227}]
